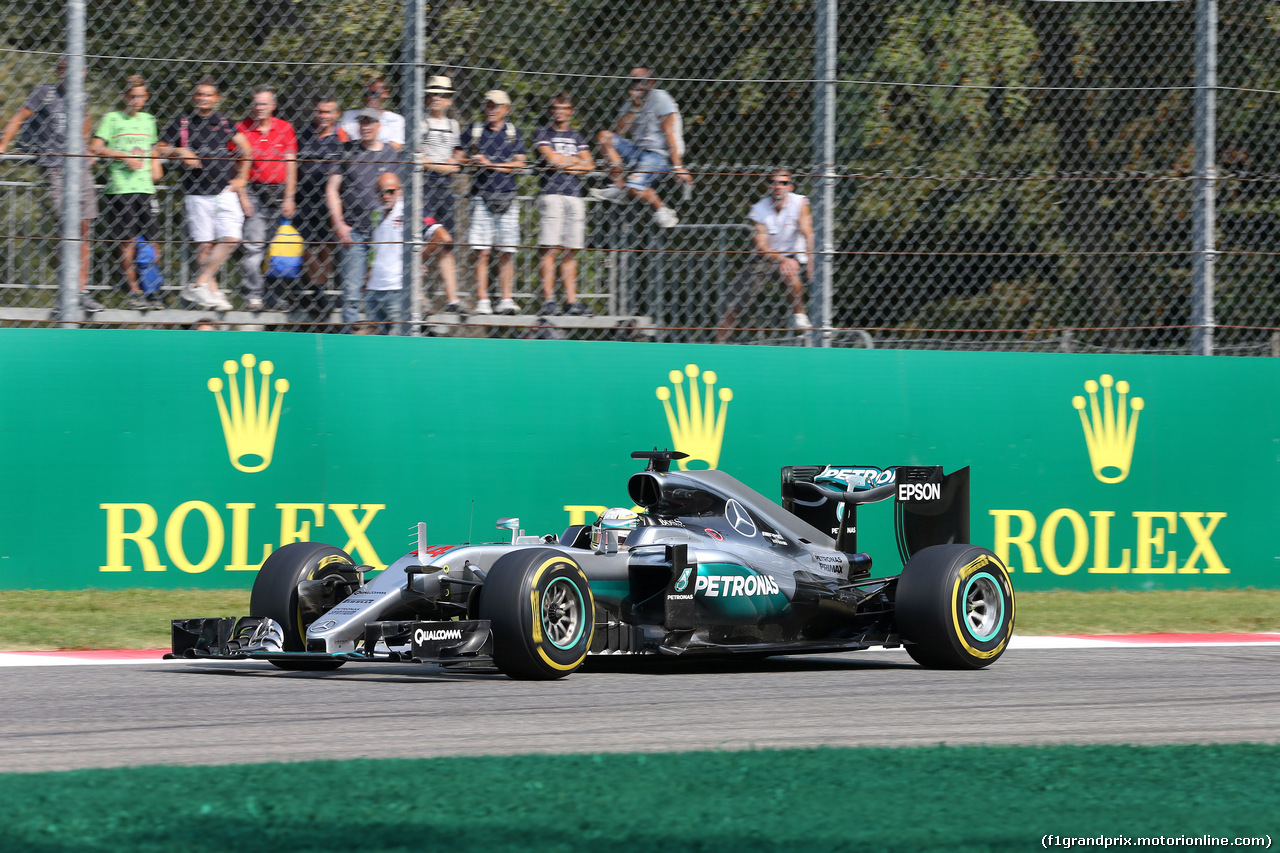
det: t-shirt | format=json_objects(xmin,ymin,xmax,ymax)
[
  {"xmin": 534, "ymin": 125, "xmax": 588, "ymax": 196},
  {"xmin": 618, "ymin": 88, "xmax": 678, "ymax": 156},
  {"xmin": 161, "ymin": 110, "xmax": 237, "ymax": 195},
  {"xmin": 749, "ymin": 192, "xmax": 809, "ymax": 264},
  {"xmin": 367, "ymin": 198, "xmax": 405, "ymax": 291},
  {"xmin": 236, "ymin": 117, "xmax": 297, "ymax": 185},
  {"xmin": 296, "ymin": 123, "xmax": 347, "ymax": 204},
  {"xmin": 419, "ymin": 116, "xmax": 460, "ymax": 166},
  {"xmin": 94, "ymin": 111, "xmax": 159, "ymax": 195},
  {"xmin": 337, "ymin": 143, "xmax": 405, "ymax": 232},
  {"xmin": 457, "ymin": 121, "xmax": 524, "ymax": 196},
  {"xmin": 21, "ymin": 84, "xmax": 67, "ymax": 168},
  {"xmin": 339, "ymin": 109, "xmax": 405, "ymax": 148}
]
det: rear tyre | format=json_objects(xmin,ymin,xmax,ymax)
[
  {"xmin": 479, "ymin": 548, "xmax": 595, "ymax": 680},
  {"xmin": 250, "ymin": 542, "xmax": 358, "ymax": 671},
  {"xmin": 896, "ymin": 544, "xmax": 1014, "ymax": 669}
]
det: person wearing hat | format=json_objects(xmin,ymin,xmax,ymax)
[
  {"xmin": 326, "ymin": 107, "xmax": 405, "ymax": 328},
  {"xmin": 339, "ymin": 75, "xmax": 404, "ymax": 151},
  {"xmin": 414, "ymin": 75, "xmax": 461, "ymax": 312},
  {"xmin": 455, "ymin": 89, "xmax": 525, "ymax": 315}
]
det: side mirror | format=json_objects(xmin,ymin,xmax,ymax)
[{"xmin": 496, "ymin": 517, "xmax": 522, "ymax": 545}]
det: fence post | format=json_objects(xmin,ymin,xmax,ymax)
[
  {"xmin": 60, "ymin": 0, "xmax": 87, "ymax": 326},
  {"xmin": 1191, "ymin": 0, "xmax": 1216, "ymax": 356},
  {"xmin": 403, "ymin": 0, "xmax": 425, "ymax": 332},
  {"xmin": 812, "ymin": 0, "xmax": 836, "ymax": 347}
]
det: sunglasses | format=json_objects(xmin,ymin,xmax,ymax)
[
  {"xmin": 772, "ymin": 179, "xmax": 793, "ymax": 186},
  {"xmin": 378, "ymin": 188, "xmax": 398, "ymax": 195}
]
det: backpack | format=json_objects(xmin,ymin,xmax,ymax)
[
  {"xmin": 265, "ymin": 219, "xmax": 304, "ymax": 279},
  {"xmin": 134, "ymin": 237, "xmax": 165, "ymax": 294}
]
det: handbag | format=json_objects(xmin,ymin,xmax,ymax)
[
  {"xmin": 134, "ymin": 237, "xmax": 165, "ymax": 294},
  {"xmin": 480, "ymin": 188, "xmax": 517, "ymax": 216},
  {"xmin": 265, "ymin": 218, "xmax": 304, "ymax": 279}
]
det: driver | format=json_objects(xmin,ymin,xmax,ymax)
[{"xmin": 591, "ymin": 507, "xmax": 641, "ymax": 550}]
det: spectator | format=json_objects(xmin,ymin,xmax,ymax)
[
  {"xmin": 590, "ymin": 66, "xmax": 691, "ymax": 229},
  {"xmin": 0, "ymin": 56, "xmax": 101, "ymax": 312},
  {"xmin": 456, "ymin": 90, "xmax": 525, "ymax": 315},
  {"xmin": 295, "ymin": 92, "xmax": 349, "ymax": 313},
  {"xmin": 236, "ymin": 86, "xmax": 298, "ymax": 312},
  {"xmin": 157, "ymin": 75, "xmax": 250, "ymax": 313},
  {"xmin": 716, "ymin": 168, "xmax": 814, "ymax": 344},
  {"xmin": 326, "ymin": 109, "xmax": 404, "ymax": 329},
  {"xmin": 415, "ymin": 75, "xmax": 461, "ymax": 312},
  {"xmin": 534, "ymin": 91, "xmax": 593, "ymax": 316},
  {"xmin": 340, "ymin": 76, "xmax": 405, "ymax": 151},
  {"xmin": 89, "ymin": 74, "xmax": 163, "ymax": 311},
  {"xmin": 365, "ymin": 172, "xmax": 409, "ymax": 335}
]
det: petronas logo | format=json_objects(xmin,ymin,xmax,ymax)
[
  {"xmin": 1072, "ymin": 373, "xmax": 1143, "ymax": 484},
  {"xmin": 655, "ymin": 364, "xmax": 732, "ymax": 470},
  {"xmin": 208, "ymin": 354, "xmax": 289, "ymax": 473}
]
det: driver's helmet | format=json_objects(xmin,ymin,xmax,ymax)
[{"xmin": 592, "ymin": 507, "xmax": 640, "ymax": 550}]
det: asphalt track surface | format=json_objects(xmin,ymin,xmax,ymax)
[{"xmin": 2, "ymin": 642, "xmax": 1278, "ymax": 773}]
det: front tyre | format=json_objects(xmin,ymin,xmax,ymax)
[
  {"xmin": 479, "ymin": 549, "xmax": 595, "ymax": 680},
  {"xmin": 896, "ymin": 545, "xmax": 1014, "ymax": 669},
  {"xmin": 250, "ymin": 542, "xmax": 358, "ymax": 671}
]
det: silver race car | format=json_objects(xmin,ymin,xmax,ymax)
[{"xmin": 169, "ymin": 450, "xmax": 1015, "ymax": 678}]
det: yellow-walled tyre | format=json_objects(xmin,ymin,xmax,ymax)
[
  {"xmin": 250, "ymin": 542, "xmax": 358, "ymax": 671},
  {"xmin": 479, "ymin": 549, "xmax": 595, "ymax": 680},
  {"xmin": 896, "ymin": 545, "xmax": 1015, "ymax": 670}
]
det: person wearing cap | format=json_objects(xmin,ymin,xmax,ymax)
[
  {"xmin": 534, "ymin": 91, "xmax": 594, "ymax": 316},
  {"xmin": 456, "ymin": 89, "xmax": 525, "ymax": 315},
  {"xmin": 590, "ymin": 65, "xmax": 690, "ymax": 228},
  {"xmin": 339, "ymin": 75, "xmax": 405, "ymax": 151},
  {"xmin": 235, "ymin": 85, "xmax": 298, "ymax": 311},
  {"xmin": 415, "ymin": 75, "xmax": 461, "ymax": 312},
  {"xmin": 1, "ymin": 56, "xmax": 102, "ymax": 312},
  {"xmin": 327, "ymin": 107, "xmax": 406, "ymax": 329}
]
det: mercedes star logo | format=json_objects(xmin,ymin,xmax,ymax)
[{"xmin": 725, "ymin": 499, "xmax": 757, "ymax": 537}]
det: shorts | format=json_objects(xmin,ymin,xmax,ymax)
[
  {"xmin": 468, "ymin": 195, "xmax": 520, "ymax": 253},
  {"xmin": 45, "ymin": 162, "xmax": 99, "ymax": 220},
  {"xmin": 723, "ymin": 256, "xmax": 801, "ymax": 316},
  {"xmin": 537, "ymin": 193, "xmax": 585, "ymax": 249},
  {"xmin": 611, "ymin": 136, "xmax": 671, "ymax": 192},
  {"xmin": 423, "ymin": 173, "xmax": 456, "ymax": 234},
  {"xmin": 105, "ymin": 193, "xmax": 157, "ymax": 243},
  {"xmin": 184, "ymin": 190, "xmax": 244, "ymax": 243}
]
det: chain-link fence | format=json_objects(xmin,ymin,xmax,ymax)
[{"xmin": 2, "ymin": 0, "xmax": 1278, "ymax": 354}]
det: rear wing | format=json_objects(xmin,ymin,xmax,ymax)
[{"xmin": 781, "ymin": 465, "xmax": 970, "ymax": 564}]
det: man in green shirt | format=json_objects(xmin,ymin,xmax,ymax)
[{"xmin": 90, "ymin": 74, "xmax": 162, "ymax": 311}]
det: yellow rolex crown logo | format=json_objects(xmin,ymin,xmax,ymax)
[
  {"xmin": 655, "ymin": 364, "xmax": 731, "ymax": 470},
  {"xmin": 208, "ymin": 354, "xmax": 289, "ymax": 473},
  {"xmin": 1072, "ymin": 373, "xmax": 1143, "ymax": 484}
]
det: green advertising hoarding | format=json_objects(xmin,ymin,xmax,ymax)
[{"xmin": 0, "ymin": 329, "xmax": 1275, "ymax": 591}]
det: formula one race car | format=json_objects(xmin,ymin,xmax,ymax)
[{"xmin": 169, "ymin": 451, "xmax": 1015, "ymax": 679}]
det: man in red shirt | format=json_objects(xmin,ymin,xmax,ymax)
[{"xmin": 235, "ymin": 85, "xmax": 297, "ymax": 311}]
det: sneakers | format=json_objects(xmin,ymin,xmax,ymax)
[
  {"xmin": 182, "ymin": 282, "xmax": 215, "ymax": 308},
  {"xmin": 474, "ymin": 298, "xmax": 493, "ymax": 315},
  {"xmin": 127, "ymin": 292, "xmax": 149, "ymax": 311},
  {"xmin": 539, "ymin": 299, "xmax": 559, "ymax": 316},
  {"xmin": 442, "ymin": 302, "xmax": 462, "ymax": 314},
  {"xmin": 79, "ymin": 292, "xmax": 104, "ymax": 312},
  {"xmin": 589, "ymin": 185, "xmax": 629, "ymax": 204},
  {"xmin": 497, "ymin": 298, "xmax": 519, "ymax": 315},
  {"xmin": 246, "ymin": 297, "xmax": 264, "ymax": 312},
  {"xmin": 564, "ymin": 301, "xmax": 590, "ymax": 316},
  {"xmin": 209, "ymin": 290, "xmax": 233, "ymax": 312},
  {"xmin": 792, "ymin": 312, "xmax": 812, "ymax": 330},
  {"xmin": 653, "ymin": 206, "xmax": 679, "ymax": 228}
]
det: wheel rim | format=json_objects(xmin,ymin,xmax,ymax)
[
  {"xmin": 962, "ymin": 572, "xmax": 1004, "ymax": 642},
  {"xmin": 542, "ymin": 577, "xmax": 585, "ymax": 650}
]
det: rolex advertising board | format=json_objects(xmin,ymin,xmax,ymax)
[{"xmin": 0, "ymin": 329, "xmax": 1275, "ymax": 591}]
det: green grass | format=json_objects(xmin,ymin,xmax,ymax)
[
  {"xmin": 3, "ymin": 746, "xmax": 1278, "ymax": 852},
  {"xmin": 0, "ymin": 587, "xmax": 1276, "ymax": 651}
]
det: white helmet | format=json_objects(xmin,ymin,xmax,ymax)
[{"xmin": 592, "ymin": 507, "xmax": 640, "ymax": 550}]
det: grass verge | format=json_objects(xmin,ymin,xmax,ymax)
[
  {"xmin": 0, "ymin": 587, "xmax": 1276, "ymax": 651},
  {"xmin": 4, "ymin": 746, "xmax": 1278, "ymax": 852}
]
